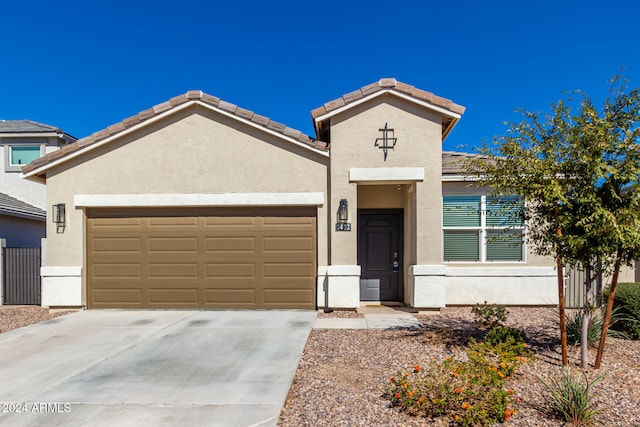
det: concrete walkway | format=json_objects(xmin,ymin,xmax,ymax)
[{"xmin": 313, "ymin": 305, "xmax": 423, "ymax": 330}]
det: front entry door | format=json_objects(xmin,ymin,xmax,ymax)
[{"xmin": 358, "ymin": 210, "xmax": 403, "ymax": 301}]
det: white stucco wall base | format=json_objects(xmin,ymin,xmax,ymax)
[
  {"xmin": 409, "ymin": 265, "xmax": 447, "ymax": 308},
  {"xmin": 317, "ymin": 265, "xmax": 361, "ymax": 309},
  {"xmin": 41, "ymin": 266, "xmax": 83, "ymax": 308},
  {"xmin": 408, "ymin": 265, "xmax": 558, "ymax": 308}
]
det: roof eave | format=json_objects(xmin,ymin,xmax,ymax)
[
  {"xmin": 442, "ymin": 174, "xmax": 480, "ymax": 182},
  {"xmin": 0, "ymin": 208, "xmax": 46, "ymax": 221}
]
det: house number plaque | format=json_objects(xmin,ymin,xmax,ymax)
[{"xmin": 335, "ymin": 223, "xmax": 352, "ymax": 231}]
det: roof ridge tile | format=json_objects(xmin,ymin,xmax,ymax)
[
  {"xmin": 217, "ymin": 100, "xmax": 238, "ymax": 113},
  {"xmin": 311, "ymin": 78, "xmax": 465, "ymax": 119}
]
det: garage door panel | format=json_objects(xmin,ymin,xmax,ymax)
[
  {"xmin": 206, "ymin": 263, "xmax": 255, "ymax": 278},
  {"xmin": 263, "ymin": 216, "xmax": 315, "ymax": 226},
  {"xmin": 148, "ymin": 237, "xmax": 199, "ymax": 253},
  {"xmin": 93, "ymin": 289, "xmax": 142, "ymax": 304},
  {"xmin": 206, "ymin": 237, "xmax": 256, "ymax": 252},
  {"xmin": 263, "ymin": 263, "xmax": 315, "ymax": 278},
  {"xmin": 148, "ymin": 263, "xmax": 199, "ymax": 279},
  {"xmin": 93, "ymin": 263, "xmax": 142, "ymax": 279},
  {"xmin": 148, "ymin": 289, "xmax": 199, "ymax": 304},
  {"xmin": 91, "ymin": 217, "xmax": 143, "ymax": 228},
  {"xmin": 204, "ymin": 216, "xmax": 256, "ymax": 227},
  {"xmin": 205, "ymin": 289, "xmax": 256, "ymax": 305},
  {"xmin": 93, "ymin": 237, "xmax": 142, "ymax": 253},
  {"xmin": 263, "ymin": 289, "xmax": 314, "ymax": 305},
  {"xmin": 87, "ymin": 207, "xmax": 316, "ymax": 309},
  {"xmin": 263, "ymin": 236, "xmax": 314, "ymax": 252},
  {"xmin": 148, "ymin": 217, "xmax": 198, "ymax": 227}
]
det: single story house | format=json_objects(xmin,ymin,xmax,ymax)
[{"xmin": 22, "ymin": 79, "xmax": 558, "ymax": 310}]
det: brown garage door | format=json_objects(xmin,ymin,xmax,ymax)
[{"xmin": 86, "ymin": 207, "xmax": 316, "ymax": 309}]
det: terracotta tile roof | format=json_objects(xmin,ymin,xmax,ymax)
[
  {"xmin": 311, "ymin": 78, "xmax": 466, "ymax": 119},
  {"xmin": 0, "ymin": 191, "xmax": 45, "ymax": 220},
  {"xmin": 22, "ymin": 91, "xmax": 327, "ymax": 176}
]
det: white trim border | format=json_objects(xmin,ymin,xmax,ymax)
[
  {"xmin": 349, "ymin": 167, "xmax": 424, "ymax": 182},
  {"xmin": 74, "ymin": 192, "xmax": 325, "ymax": 208}
]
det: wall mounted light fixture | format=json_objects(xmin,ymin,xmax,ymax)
[
  {"xmin": 337, "ymin": 199, "xmax": 348, "ymax": 223},
  {"xmin": 335, "ymin": 199, "xmax": 351, "ymax": 231},
  {"xmin": 52, "ymin": 203, "xmax": 66, "ymax": 233}
]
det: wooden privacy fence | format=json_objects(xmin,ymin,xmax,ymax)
[
  {"xmin": 2, "ymin": 247, "xmax": 41, "ymax": 305},
  {"xmin": 564, "ymin": 264, "xmax": 602, "ymax": 309}
]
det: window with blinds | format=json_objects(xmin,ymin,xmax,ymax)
[{"xmin": 443, "ymin": 195, "xmax": 524, "ymax": 262}]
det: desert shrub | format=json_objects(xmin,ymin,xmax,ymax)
[
  {"xmin": 484, "ymin": 325, "xmax": 526, "ymax": 347},
  {"xmin": 467, "ymin": 337, "xmax": 530, "ymax": 378},
  {"xmin": 385, "ymin": 340, "xmax": 527, "ymax": 425},
  {"xmin": 603, "ymin": 282, "xmax": 640, "ymax": 339},
  {"xmin": 539, "ymin": 367, "xmax": 607, "ymax": 426},
  {"xmin": 563, "ymin": 307, "xmax": 629, "ymax": 347},
  {"xmin": 472, "ymin": 302, "xmax": 508, "ymax": 328}
]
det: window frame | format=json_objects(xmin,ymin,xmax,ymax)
[
  {"xmin": 3, "ymin": 142, "xmax": 45, "ymax": 172},
  {"xmin": 442, "ymin": 194, "xmax": 526, "ymax": 263}
]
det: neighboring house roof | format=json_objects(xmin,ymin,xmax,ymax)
[
  {"xmin": 0, "ymin": 191, "xmax": 46, "ymax": 221},
  {"xmin": 0, "ymin": 120, "xmax": 76, "ymax": 141},
  {"xmin": 22, "ymin": 91, "xmax": 327, "ymax": 180},
  {"xmin": 442, "ymin": 151, "xmax": 475, "ymax": 175},
  {"xmin": 311, "ymin": 78, "xmax": 466, "ymax": 141},
  {"xmin": 0, "ymin": 120, "xmax": 62, "ymax": 133},
  {"xmin": 442, "ymin": 151, "xmax": 494, "ymax": 178}
]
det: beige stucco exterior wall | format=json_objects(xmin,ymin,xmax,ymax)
[
  {"xmin": 327, "ymin": 94, "xmax": 443, "ymax": 266},
  {"xmin": 44, "ymin": 105, "xmax": 329, "ymax": 271},
  {"xmin": 357, "ymin": 184, "xmax": 404, "ymax": 209}
]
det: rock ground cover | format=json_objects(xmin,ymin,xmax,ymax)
[{"xmin": 278, "ymin": 307, "xmax": 640, "ymax": 426}]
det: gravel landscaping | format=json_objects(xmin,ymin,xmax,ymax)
[
  {"xmin": 278, "ymin": 307, "xmax": 640, "ymax": 426},
  {"xmin": 0, "ymin": 305, "xmax": 74, "ymax": 333}
]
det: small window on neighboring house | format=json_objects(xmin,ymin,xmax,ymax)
[
  {"xmin": 10, "ymin": 146, "xmax": 41, "ymax": 165},
  {"xmin": 443, "ymin": 195, "xmax": 524, "ymax": 262},
  {"xmin": 4, "ymin": 144, "xmax": 43, "ymax": 172}
]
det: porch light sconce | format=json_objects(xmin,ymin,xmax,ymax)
[
  {"xmin": 335, "ymin": 199, "xmax": 351, "ymax": 231},
  {"xmin": 52, "ymin": 203, "xmax": 66, "ymax": 233}
]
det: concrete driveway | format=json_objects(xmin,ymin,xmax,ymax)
[{"xmin": 0, "ymin": 310, "xmax": 316, "ymax": 427}]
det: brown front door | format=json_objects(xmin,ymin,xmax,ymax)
[{"xmin": 357, "ymin": 210, "xmax": 403, "ymax": 301}]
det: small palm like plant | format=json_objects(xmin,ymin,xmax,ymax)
[
  {"xmin": 538, "ymin": 367, "xmax": 607, "ymax": 426},
  {"xmin": 563, "ymin": 306, "xmax": 628, "ymax": 347}
]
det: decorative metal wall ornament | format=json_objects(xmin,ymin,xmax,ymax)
[{"xmin": 374, "ymin": 123, "xmax": 397, "ymax": 160}]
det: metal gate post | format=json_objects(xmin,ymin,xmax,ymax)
[{"xmin": 0, "ymin": 238, "xmax": 5, "ymax": 305}]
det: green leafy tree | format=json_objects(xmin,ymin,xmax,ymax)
[{"xmin": 467, "ymin": 75, "xmax": 640, "ymax": 369}]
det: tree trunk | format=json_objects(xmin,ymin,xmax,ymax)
[
  {"xmin": 581, "ymin": 265, "xmax": 593, "ymax": 369},
  {"xmin": 557, "ymin": 255, "xmax": 568, "ymax": 366},
  {"xmin": 555, "ymin": 218, "xmax": 568, "ymax": 366},
  {"xmin": 595, "ymin": 253, "xmax": 622, "ymax": 369}
]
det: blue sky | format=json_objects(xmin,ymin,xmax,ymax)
[{"xmin": 2, "ymin": 0, "xmax": 639, "ymax": 152}]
